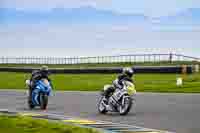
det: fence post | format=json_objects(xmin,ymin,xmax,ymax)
[
  {"xmin": 110, "ymin": 56, "xmax": 112, "ymax": 64},
  {"xmin": 6, "ymin": 57, "xmax": 8, "ymax": 64},
  {"xmin": 129, "ymin": 55, "xmax": 131, "ymax": 63},
  {"xmin": 149, "ymin": 54, "xmax": 151, "ymax": 62},
  {"xmin": 97, "ymin": 56, "xmax": 99, "ymax": 64},
  {"xmin": 159, "ymin": 54, "xmax": 161, "ymax": 62},
  {"xmin": 169, "ymin": 53, "xmax": 173, "ymax": 63},
  {"xmin": 178, "ymin": 55, "xmax": 181, "ymax": 62}
]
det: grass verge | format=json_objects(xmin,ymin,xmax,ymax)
[
  {"xmin": 0, "ymin": 115, "xmax": 100, "ymax": 133},
  {"xmin": 0, "ymin": 72, "xmax": 200, "ymax": 93}
]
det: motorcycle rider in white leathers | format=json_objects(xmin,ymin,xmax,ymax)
[{"xmin": 103, "ymin": 67, "xmax": 134, "ymax": 104}]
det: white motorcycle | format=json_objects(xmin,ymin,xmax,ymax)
[{"xmin": 98, "ymin": 81, "xmax": 136, "ymax": 115}]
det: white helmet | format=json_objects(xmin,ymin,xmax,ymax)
[{"xmin": 122, "ymin": 67, "xmax": 134, "ymax": 78}]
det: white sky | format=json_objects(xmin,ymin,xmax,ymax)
[
  {"xmin": 0, "ymin": 0, "xmax": 200, "ymax": 58},
  {"xmin": 0, "ymin": 24, "xmax": 199, "ymax": 57}
]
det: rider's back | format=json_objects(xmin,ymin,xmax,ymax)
[{"xmin": 31, "ymin": 70, "xmax": 49, "ymax": 81}]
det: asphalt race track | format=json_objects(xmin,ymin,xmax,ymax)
[{"xmin": 0, "ymin": 90, "xmax": 199, "ymax": 133}]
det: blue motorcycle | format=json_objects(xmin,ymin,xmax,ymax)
[{"xmin": 26, "ymin": 79, "xmax": 52, "ymax": 110}]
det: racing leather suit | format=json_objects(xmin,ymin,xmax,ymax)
[
  {"xmin": 28, "ymin": 70, "xmax": 50, "ymax": 102},
  {"xmin": 104, "ymin": 74, "xmax": 133, "ymax": 99}
]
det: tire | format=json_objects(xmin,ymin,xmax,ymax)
[
  {"xmin": 39, "ymin": 93, "xmax": 48, "ymax": 110},
  {"xmin": 98, "ymin": 96, "xmax": 108, "ymax": 114},
  {"xmin": 27, "ymin": 90, "xmax": 35, "ymax": 109},
  {"xmin": 119, "ymin": 96, "xmax": 133, "ymax": 115}
]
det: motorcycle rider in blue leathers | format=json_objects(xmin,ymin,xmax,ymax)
[{"xmin": 28, "ymin": 65, "xmax": 51, "ymax": 103}]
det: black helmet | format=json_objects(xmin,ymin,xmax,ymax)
[{"xmin": 122, "ymin": 67, "xmax": 134, "ymax": 78}]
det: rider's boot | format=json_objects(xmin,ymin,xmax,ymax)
[{"xmin": 104, "ymin": 87, "xmax": 115, "ymax": 103}]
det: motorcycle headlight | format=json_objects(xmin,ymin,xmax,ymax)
[{"xmin": 127, "ymin": 85, "xmax": 136, "ymax": 95}]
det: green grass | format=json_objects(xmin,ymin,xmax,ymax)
[
  {"xmin": 0, "ymin": 61, "xmax": 199, "ymax": 68},
  {"xmin": 0, "ymin": 115, "xmax": 100, "ymax": 133},
  {"xmin": 0, "ymin": 72, "xmax": 200, "ymax": 93}
]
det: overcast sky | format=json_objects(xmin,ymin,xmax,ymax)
[
  {"xmin": 0, "ymin": 24, "xmax": 199, "ymax": 57},
  {"xmin": 0, "ymin": 0, "xmax": 200, "ymax": 58}
]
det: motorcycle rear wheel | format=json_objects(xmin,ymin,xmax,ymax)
[
  {"xmin": 39, "ymin": 93, "xmax": 48, "ymax": 110},
  {"xmin": 98, "ymin": 96, "xmax": 108, "ymax": 114}
]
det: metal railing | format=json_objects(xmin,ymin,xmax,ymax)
[{"xmin": 0, "ymin": 54, "xmax": 199, "ymax": 64}]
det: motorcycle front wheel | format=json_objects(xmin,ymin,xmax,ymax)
[
  {"xmin": 28, "ymin": 98, "xmax": 35, "ymax": 109},
  {"xmin": 119, "ymin": 96, "xmax": 133, "ymax": 115},
  {"xmin": 27, "ymin": 89, "xmax": 35, "ymax": 109}
]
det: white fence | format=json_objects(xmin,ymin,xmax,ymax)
[{"xmin": 0, "ymin": 54, "xmax": 199, "ymax": 64}]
